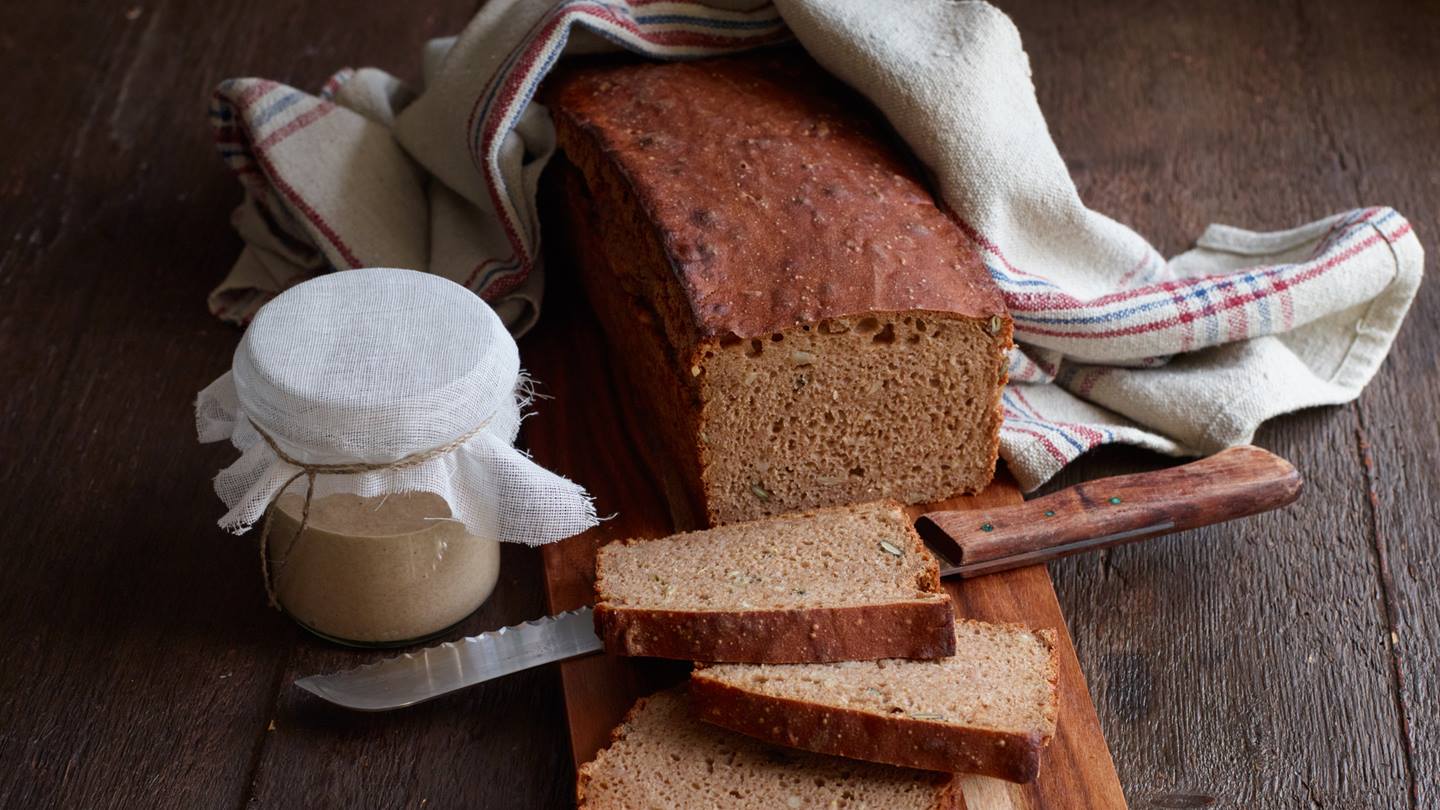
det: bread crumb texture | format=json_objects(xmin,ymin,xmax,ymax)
[
  {"xmin": 597, "ymin": 503, "xmax": 942, "ymax": 611},
  {"xmin": 699, "ymin": 313, "xmax": 1004, "ymax": 523},
  {"xmin": 699, "ymin": 620, "xmax": 1058, "ymax": 736},
  {"xmin": 577, "ymin": 690, "xmax": 955, "ymax": 809}
]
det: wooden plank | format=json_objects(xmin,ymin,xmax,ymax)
[
  {"xmin": 524, "ymin": 254, "xmax": 1126, "ymax": 808},
  {"xmin": 0, "ymin": 1, "xmax": 576, "ymax": 808},
  {"xmin": 997, "ymin": 0, "xmax": 1427, "ymax": 806},
  {"xmin": 242, "ymin": 543, "xmax": 575, "ymax": 810},
  {"xmin": 1300, "ymin": 3, "xmax": 1440, "ymax": 807},
  {"xmin": 0, "ymin": 2, "xmax": 300, "ymax": 806}
]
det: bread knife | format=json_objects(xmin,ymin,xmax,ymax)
[
  {"xmin": 296, "ymin": 445, "xmax": 1301, "ymax": 711},
  {"xmin": 295, "ymin": 607, "xmax": 602, "ymax": 711}
]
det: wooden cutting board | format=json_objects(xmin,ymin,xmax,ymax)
[{"xmin": 522, "ymin": 277, "xmax": 1127, "ymax": 810}]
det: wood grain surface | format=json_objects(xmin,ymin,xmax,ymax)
[
  {"xmin": 0, "ymin": 1, "xmax": 1434, "ymax": 809},
  {"xmin": 1008, "ymin": 2, "xmax": 1440, "ymax": 808}
]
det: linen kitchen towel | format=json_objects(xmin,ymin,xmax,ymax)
[{"xmin": 207, "ymin": 0, "xmax": 1423, "ymax": 491}]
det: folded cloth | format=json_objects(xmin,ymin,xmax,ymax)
[{"xmin": 207, "ymin": 0, "xmax": 1422, "ymax": 491}]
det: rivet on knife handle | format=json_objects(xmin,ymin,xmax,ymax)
[{"xmin": 916, "ymin": 445, "xmax": 1303, "ymax": 578}]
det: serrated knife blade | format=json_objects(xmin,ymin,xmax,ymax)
[{"xmin": 294, "ymin": 607, "xmax": 602, "ymax": 711}]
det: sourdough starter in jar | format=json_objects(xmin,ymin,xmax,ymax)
[{"xmin": 265, "ymin": 491, "xmax": 500, "ymax": 646}]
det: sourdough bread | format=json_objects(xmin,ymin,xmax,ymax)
[
  {"xmin": 577, "ymin": 689, "xmax": 965, "ymax": 809},
  {"xmin": 545, "ymin": 50, "xmax": 1011, "ymax": 525},
  {"xmin": 594, "ymin": 501, "xmax": 955, "ymax": 663},
  {"xmin": 691, "ymin": 620, "xmax": 1059, "ymax": 783}
]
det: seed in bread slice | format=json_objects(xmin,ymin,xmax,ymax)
[
  {"xmin": 577, "ymin": 689, "xmax": 965, "ymax": 809},
  {"xmin": 593, "ymin": 501, "xmax": 955, "ymax": 663},
  {"xmin": 690, "ymin": 619, "xmax": 1059, "ymax": 783}
]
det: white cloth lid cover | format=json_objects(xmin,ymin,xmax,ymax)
[{"xmin": 196, "ymin": 267, "xmax": 597, "ymax": 545}]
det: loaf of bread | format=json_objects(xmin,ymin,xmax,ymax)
[
  {"xmin": 545, "ymin": 50, "xmax": 1011, "ymax": 526},
  {"xmin": 594, "ymin": 501, "xmax": 955, "ymax": 663},
  {"xmin": 691, "ymin": 620, "xmax": 1059, "ymax": 783},
  {"xmin": 577, "ymin": 689, "xmax": 965, "ymax": 809}
]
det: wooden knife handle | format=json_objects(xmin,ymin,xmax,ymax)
[{"xmin": 915, "ymin": 445, "xmax": 1303, "ymax": 577}]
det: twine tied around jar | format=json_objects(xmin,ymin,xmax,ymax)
[{"xmin": 250, "ymin": 418, "xmax": 490, "ymax": 610}]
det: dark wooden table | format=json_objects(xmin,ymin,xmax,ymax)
[{"xmin": 1, "ymin": 2, "xmax": 1434, "ymax": 808}]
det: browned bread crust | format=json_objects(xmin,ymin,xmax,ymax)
[
  {"xmin": 544, "ymin": 49, "xmax": 1011, "ymax": 525},
  {"xmin": 545, "ymin": 50, "xmax": 1006, "ymax": 341},
  {"xmin": 592, "ymin": 501, "xmax": 956, "ymax": 664},
  {"xmin": 577, "ymin": 690, "xmax": 968, "ymax": 810},
  {"xmin": 689, "ymin": 628, "xmax": 1060, "ymax": 783},
  {"xmin": 595, "ymin": 600, "xmax": 958, "ymax": 664},
  {"xmin": 548, "ymin": 157, "xmax": 710, "ymax": 523}
]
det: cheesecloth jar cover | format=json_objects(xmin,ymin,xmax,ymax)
[{"xmin": 195, "ymin": 267, "xmax": 597, "ymax": 545}]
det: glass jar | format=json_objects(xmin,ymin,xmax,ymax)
[
  {"xmin": 196, "ymin": 269, "xmax": 595, "ymax": 643},
  {"xmin": 265, "ymin": 491, "xmax": 501, "ymax": 647}
]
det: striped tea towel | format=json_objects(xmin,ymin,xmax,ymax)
[{"xmin": 207, "ymin": 0, "xmax": 1423, "ymax": 491}]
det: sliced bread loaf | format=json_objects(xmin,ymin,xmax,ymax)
[
  {"xmin": 547, "ymin": 51, "xmax": 1011, "ymax": 526},
  {"xmin": 577, "ymin": 689, "xmax": 964, "ymax": 810},
  {"xmin": 690, "ymin": 620, "xmax": 1059, "ymax": 783},
  {"xmin": 594, "ymin": 501, "xmax": 955, "ymax": 663}
]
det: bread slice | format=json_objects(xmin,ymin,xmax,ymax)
[
  {"xmin": 577, "ymin": 689, "xmax": 965, "ymax": 809},
  {"xmin": 546, "ymin": 51, "xmax": 1011, "ymax": 526},
  {"xmin": 594, "ymin": 501, "xmax": 955, "ymax": 663},
  {"xmin": 690, "ymin": 620, "xmax": 1059, "ymax": 783}
]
